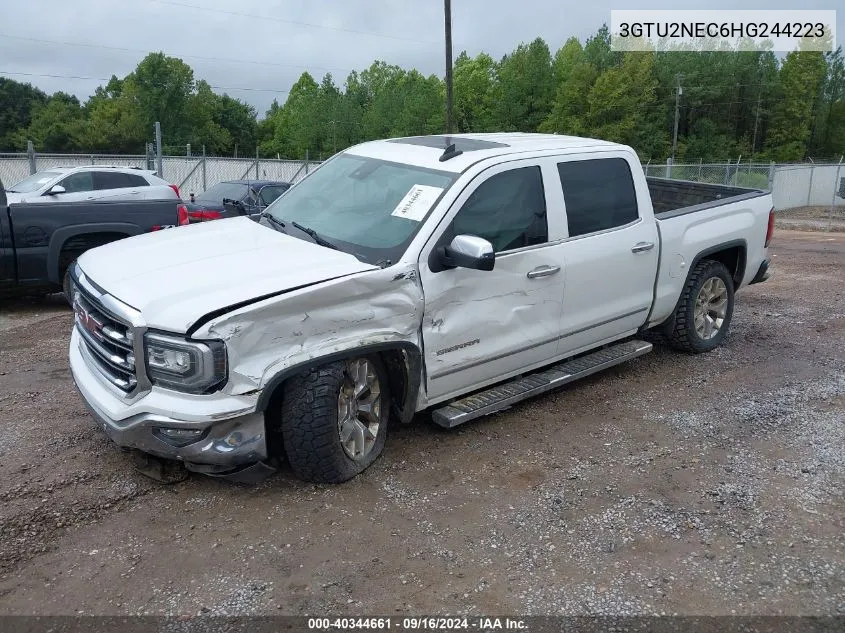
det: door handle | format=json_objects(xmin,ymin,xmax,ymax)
[
  {"xmin": 631, "ymin": 242, "xmax": 655, "ymax": 253},
  {"xmin": 527, "ymin": 265, "xmax": 561, "ymax": 279}
]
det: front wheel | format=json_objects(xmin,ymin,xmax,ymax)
[
  {"xmin": 62, "ymin": 264, "xmax": 75, "ymax": 305},
  {"xmin": 666, "ymin": 260, "xmax": 735, "ymax": 353},
  {"xmin": 279, "ymin": 356, "xmax": 389, "ymax": 483}
]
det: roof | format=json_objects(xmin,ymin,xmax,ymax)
[
  {"xmin": 38, "ymin": 165, "xmax": 153, "ymax": 174},
  {"xmin": 347, "ymin": 133, "xmax": 627, "ymax": 173},
  {"xmin": 224, "ymin": 179, "xmax": 292, "ymax": 187}
]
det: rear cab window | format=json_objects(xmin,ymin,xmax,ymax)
[{"xmin": 556, "ymin": 158, "xmax": 639, "ymax": 238}]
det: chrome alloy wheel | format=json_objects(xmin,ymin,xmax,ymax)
[
  {"xmin": 337, "ymin": 359, "xmax": 382, "ymax": 460},
  {"xmin": 694, "ymin": 277, "xmax": 728, "ymax": 340}
]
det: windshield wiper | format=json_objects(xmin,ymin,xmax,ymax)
[
  {"xmin": 291, "ymin": 221, "xmax": 340, "ymax": 251},
  {"xmin": 4, "ymin": 189, "xmax": 19, "ymax": 193},
  {"xmin": 261, "ymin": 213, "xmax": 288, "ymax": 233}
]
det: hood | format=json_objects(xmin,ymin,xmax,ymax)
[
  {"xmin": 77, "ymin": 216, "xmax": 377, "ymax": 331},
  {"xmin": 4, "ymin": 192, "xmax": 23, "ymax": 205}
]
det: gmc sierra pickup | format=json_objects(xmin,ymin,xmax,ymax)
[
  {"xmin": 1, "ymin": 176, "xmax": 180, "ymax": 298},
  {"xmin": 67, "ymin": 133, "xmax": 773, "ymax": 484}
]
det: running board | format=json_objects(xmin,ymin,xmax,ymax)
[{"xmin": 431, "ymin": 340, "xmax": 653, "ymax": 428}]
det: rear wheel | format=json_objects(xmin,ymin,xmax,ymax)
[
  {"xmin": 279, "ymin": 356, "xmax": 389, "ymax": 483},
  {"xmin": 666, "ymin": 260, "xmax": 735, "ymax": 353}
]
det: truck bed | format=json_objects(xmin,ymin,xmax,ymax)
[{"xmin": 647, "ymin": 177, "xmax": 767, "ymax": 218}]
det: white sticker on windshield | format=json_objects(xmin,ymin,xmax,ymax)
[{"xmin": 390, "ymin": 184, "xmax": 444, "ymax": 222}]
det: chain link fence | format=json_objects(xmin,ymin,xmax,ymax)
[
  {"xmin": 0, "ymin": 151, "xmax": 318, "ymax": 198},
  {"xmin": 3, "ymin": 149, "xmax": 843, "ymax": 215},
  {"xmin": 644, "ymin": 159, "xmax": 845, "ymax": 212},
  {"xmin": 643, "ymin": 160, "xmax": 774, "ymax": 190}
]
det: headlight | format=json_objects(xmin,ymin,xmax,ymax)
[{"xmin": 143, "ymin": 332, "xmax": 227, "ymax": 393}]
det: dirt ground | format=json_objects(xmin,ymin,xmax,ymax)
[
  {"xmin": 776, "ymin": 206, "xmax": 845, "ymax": 233},
  {"xmin": 0, "ymin": 230, "xmax": 842, "ymax": 617}
]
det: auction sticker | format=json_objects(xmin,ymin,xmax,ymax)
[{"xmin": 391, "ymin": 184, "xmax": 444, "ymax": 222}]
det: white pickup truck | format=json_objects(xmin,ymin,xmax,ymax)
[{"xmin": 68, "ymin": 133, "xmax": 773, "ymax": 483}]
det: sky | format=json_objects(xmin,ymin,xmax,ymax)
[{"xmin": 1, "ymin": 0, "xmax": 843, "ymax": 117}]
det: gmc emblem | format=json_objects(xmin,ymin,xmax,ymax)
[{"xmin": 74, "ymin": 301, "xmax": 102, "ymax": 341}]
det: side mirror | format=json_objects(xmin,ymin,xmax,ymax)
[
  {"xmin": 439, "ymin": 234, "xmax": 495, "ymax": 271},
  {"xmin": 46, "ymin": 185, "xmax": 66, "ymax": 195}
]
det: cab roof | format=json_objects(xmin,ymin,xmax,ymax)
[{"xmin": 346, "ymin": 133, "xmax": 627, "ymax": 173}]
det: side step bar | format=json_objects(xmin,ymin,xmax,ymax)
[{"xmin": 431, "ymin": 339, "xmax": 653, "ymax": 428}]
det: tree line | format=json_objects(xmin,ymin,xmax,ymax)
[{"xmin": 1, "ymin": 26, "xmax": 843, "ymax": 163}]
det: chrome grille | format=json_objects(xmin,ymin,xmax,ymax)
[{"xmin": 73, "ymin": 286, "xmax": 138, "ymax": 392}]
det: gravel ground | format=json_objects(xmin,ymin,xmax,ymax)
[
  {"xmin": 0, "ymin": 230, "xmax": 842, "ymax": 617},
  {"xmin": 776, "ymin": 206, "xmax": 845, "ymax": 233}
]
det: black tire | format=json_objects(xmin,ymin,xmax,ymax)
[
  {"xmin": 279, "ymin": 356, "xmax": 390, "ymax": 484},
  {"xmin": 62, "ymin": 265, "xmax": 75, "ymax": 305},
  {"xmin": 666, "ymin": 259, "xmax": 735, "ymax": 353}
]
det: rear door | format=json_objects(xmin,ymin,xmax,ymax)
[
  {"xmin": 92, "ymin": 171, "xmax": 142, "ymax": 201},
  {"xmin": 554, "ymin": 154, "xmax": 660, "ymax": 355}
]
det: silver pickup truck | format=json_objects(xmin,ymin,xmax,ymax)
[{"xmin": 68, "ymin": 133, "xmax": 773, "ymax": 483}]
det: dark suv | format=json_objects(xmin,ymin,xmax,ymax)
[{"xmin": 179, "ymin": 180, "xmax": 292, "ymax": 224}]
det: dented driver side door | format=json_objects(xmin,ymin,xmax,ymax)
[{"xmin": 419, "ymin": 159, "xmax": 567, "ymax": 404}]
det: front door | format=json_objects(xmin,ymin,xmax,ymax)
[
  {"xmin": 419, "ymin": 160, "xmax": 567, "ymax": 403},
  {"xmin": 49, "ymin": 171, "xmax": 96, "ymax": 203}
]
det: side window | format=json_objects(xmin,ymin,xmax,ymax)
[
  {"xmin": 556, "ymin": 158, "xmax": 639, "ymax": 238},
  {"xmin": 451, "ymin": 166, "xmax": 547, "ymax": 253},
  {"xmin": 124, "ymin": 173, "xmax": 149, "ymax": 187},
  {"xmin": 93, "ymin": 171, "xmax": 133, "ymax": 190},
  {"xmin": 259, "ymin": 185, "xmax": 288, "ymax": 206},
  {"xmin": 58, "ymin": 171, "xmax": 94, "ymax": 193}
]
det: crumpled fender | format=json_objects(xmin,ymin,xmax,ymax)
[{"xmin": 192, "ymin": 264, "xmax": 425, "ymax": 409}]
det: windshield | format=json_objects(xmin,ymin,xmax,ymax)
[
  {"xmin": 264, "ymin": 154, "xmax": 456, "ymax": 264},
  {"xmin": 196, "ymin": 182, "xmax": 249, "ymax": 203},
  {"xmin": 8, "ymin": 171, "xmax": 63, "ymax": 193}
]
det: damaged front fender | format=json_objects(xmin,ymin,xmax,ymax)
[{"xmin": 192, "ymin": 264, "xmax": 426, "ymax": 415}]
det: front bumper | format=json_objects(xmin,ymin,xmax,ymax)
[{"xmin": 70, "ymin": 329, "xmax": 269, "ymax": 475}]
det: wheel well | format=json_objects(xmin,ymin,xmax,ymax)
[
  {"xmin": 59, "ymin": 232, "xmax": 129, "ymax": 271},
  {"xmin": 262, "ymin": 347, "xmax": 420, "ymax": 461},
  {"xmin": 699, "ymin": 245, "xmax": 745, "ymax": 288}
]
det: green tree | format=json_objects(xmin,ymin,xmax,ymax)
[
  {"xmin": 128, "ymin": 52, "xmax": 196, "ymax": 144},
  {"xmin": 0, "ymin": 78, "xmax": 48, "ymax": 150},
  {"xmin": 540, "ymin": 60, "xmax": 597, "ymax": 135},
  {"xmin": 494, "ymin": 37, "xmax": 555, "ymax": 132},
  {"xmin": 585, "ymin": 52, "xmax": 660, "ymax": 149},
  {"xmin": 213, "ymin": 94, "xmax": 258, "ymax": 155},
  {"xmin": 552, "ymin": 37, "xmax": 584, "ymax": 88},
  {"xmin": 765, "ymin": 50, "xmax": 828, "ymax": 161},
  {"xmin": 27, "ymin": 92, "xmax": 88, "ymax": 152},
  {"xmin": 809, "ymin": 47, "xmax": 845, "ymax": 157},
  {"xmin": 583, "ymin": 24, "xmax": 621, "ymax": 74},
  {"xmin": 453, "ymin": 52, "xmax": 499, "ymax": 132},
  {"xmin": 185, "ymin": 80, "xmax": 232, "ymax": 154}
]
